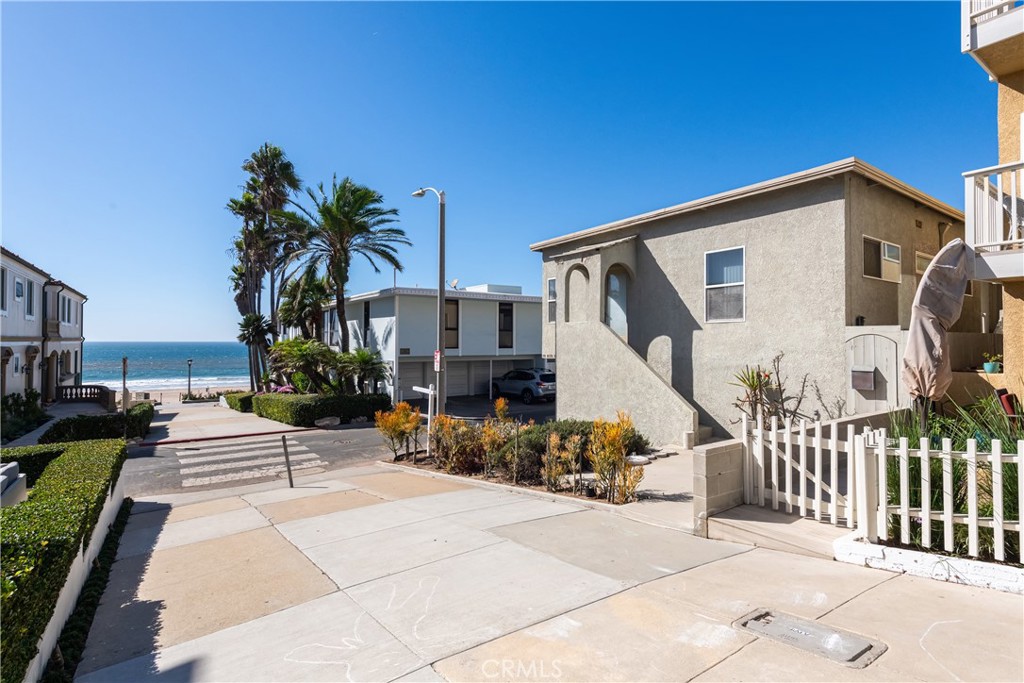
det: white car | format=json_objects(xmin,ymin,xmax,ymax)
[{"xmin": 492, "ymin": 369, "xmax": 556, "ymax": 404}]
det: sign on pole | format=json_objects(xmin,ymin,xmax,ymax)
[{"xmin": 433, "ymin": 350, "xmax": 441, "ymax": 372}]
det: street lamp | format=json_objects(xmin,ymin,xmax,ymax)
[
  {"xmin": 187, "ymin": 358, "xmax": 193, "ymax": 399},
  {"xmin": 412, "ymin": 186, "xmax": 446, "ymax": 416}
]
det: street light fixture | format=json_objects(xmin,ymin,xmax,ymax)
[
  {"xmin": 412, "ymin": 186, "xmax": 446, "ymax": 416},
  {"xmin": 187, "ymin": 358, "xmax": 194, "ymax": 399}
]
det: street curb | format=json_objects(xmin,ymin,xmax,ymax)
[{"xmin": 139, "ymin": 427, "xmax": 317, "ymax": 447}]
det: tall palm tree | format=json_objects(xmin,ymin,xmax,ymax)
[
  {"xmin": 280, "ymin": 176, "xmax": 410, "ymax": 352},
  {"xmin": 242, "ymin": 144, "xmax": 301, "ymax": 342},
  {"xmin": 238, "ymin": 313, "xmax": 272, "ymax": 391},
  {"xmin": 226, "ymin": 191, "xmax": 264, "ymax": 315}
]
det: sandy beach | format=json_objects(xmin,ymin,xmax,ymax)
[{"xmin": 118, "ymin": 384, "xmax": 252, "ymax": 406}]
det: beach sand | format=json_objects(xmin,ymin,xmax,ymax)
[{"xmin": 119, "ymin": 385, "xmax": 252, "ymax": 406}]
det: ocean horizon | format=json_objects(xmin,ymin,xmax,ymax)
[{"xmin": 83, "ymin": 341, "xmax": 251, "ymax": 392}]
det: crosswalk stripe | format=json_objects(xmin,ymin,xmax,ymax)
[
  {"xmin": 175, "ymin": 437, "xmax": 289, "ymax": 455},
  {"xmin": 180, "ymin": 452, "xmax": 319, "ymax": 475},
  {"xmin": 177, "ymin": 444, "xmax": 310, "ymax": 465},
  {"xmin": 182, "ymin": 460, "xmax": 327, "ymax": 488}
]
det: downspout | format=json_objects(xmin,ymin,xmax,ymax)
[
  {"xmin": 79, "ymin": 295, "xmax": 88, "ymax": 384},
  {"xmin": 44, "ymin": 281, "xmax": 65, "ymax": 402}
]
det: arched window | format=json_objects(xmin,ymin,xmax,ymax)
[{"xmin": 605, "ymin": 267, "xmax": 629, "ymax": 337}]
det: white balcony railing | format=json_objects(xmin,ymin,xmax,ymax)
[
  {"xmin": 966, "ymin": 0, "xmax": 1020, "ymax": 25},
  {"xmin": 964, "ymin": 160, "xmax": 1024, "ymax": 252}
]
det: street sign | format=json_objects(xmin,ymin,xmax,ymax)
[
  {"xmin": 412, "ymin": 386, "xmax": 435, "ymax": 396},
  {"xmin": 433, "ymin": 350, "xmax": 441, "ymax": 372}
]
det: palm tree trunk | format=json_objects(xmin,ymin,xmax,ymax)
[
  {"xmin": 269, "ymin": 267, "xmax": 279, "ymax": 343},
  {"xmin": 247, "ymin": 345, "xmax": 256, "ymax": 392},
  {"xmin": 335, "ymin": 283, "xmax": 349, "ymax": 353}
]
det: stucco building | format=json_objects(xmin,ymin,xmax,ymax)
[
  {"xmin": 532, "ymin": 159, "xmax": 1003, "ymax": 447},
  {"xmin": 960, "ymin": 0, "xmax": 1024, "ymax": 403},
  {"xmin": 1, "ymin": 247, "xmax": 87, "ymax": 401},
  {"xmin": 322, "ymin": 285, "xmax": 544, "ymax": 404}
]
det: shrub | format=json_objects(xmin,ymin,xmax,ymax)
[
  {"xmin": 375, "ymin": 402, "xmax": 422, "ymax": 461},
  {"xmin": 38, "ymin": 404, "xmax": 154, "ymax": 444},
  {"xmin": 544, "ymin": 432, "xmax": 584, "ymax": 493},
  {"xmin": 587, "ymin": 412, "xmax": 645, "ymax": 504},
  {"xmin": 0, "ymin": 447, "xmax": 65, "ymax": 486},
  {"xmin": 252, "ymin": 393, "xmax": 392, "ymax": 427},
  {"xmin": 430, "ymin": 414, "xmax": 484, "ymax": 475},
  {"xmin": 224, "ymin": 391, "xmax": 255, "ymax": 413},
  {"xmin": 1, "ymin": 390, "xmax": 49, "ymax": 443},
  {"xmin": 0, "ymin": 439, "xmax": 127, "ymax": 683}
]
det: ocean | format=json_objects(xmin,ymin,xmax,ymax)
[{"xmin": 83, "ymin": 341, "xmax": 251, "ymax": 392}]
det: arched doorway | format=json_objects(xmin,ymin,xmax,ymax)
[{"xmin": 25, "ymin": 346, "xmax": 39, "ymax": 395}]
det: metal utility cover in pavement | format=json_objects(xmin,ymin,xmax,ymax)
[{"xmin": 733, "ymin": 609, "xmax": 887, "ymax": 668}]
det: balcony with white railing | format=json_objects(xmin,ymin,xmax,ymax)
[
  {"xmin": 964, "ymin": 160, "xmax": 1024, "ymax": 281},
  {"xmin": 962, "ymin": 0, "xmax": 1024, "ymax": 77}
]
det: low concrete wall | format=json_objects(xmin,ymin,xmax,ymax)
[
  {"xmin": 23, "ymin": 476, "xmax": 125, "ymax": 683},
  {"xmin": 557, "ymin": 321, "xmax": 699, "ymax": 447},
  {"xmin": 691, "ymin": 439, "xmax": 745, "ymax": 537}
]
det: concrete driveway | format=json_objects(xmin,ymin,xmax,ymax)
[{"xmin": 76, "ymin": 465, "xmax": 1023, "ymax": 682}]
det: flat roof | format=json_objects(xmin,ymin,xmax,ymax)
[
  {"xmin": 323, "ymin": 287, "xmax": 542, "ymax": 309},
  {"xmin": 530, "ymin": 157, "xmax": 964, "ymax": 252}
]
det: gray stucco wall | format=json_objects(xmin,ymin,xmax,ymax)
[{"xmin": 542, "ymin": 179, "xmax": 851, "ymax": 438}]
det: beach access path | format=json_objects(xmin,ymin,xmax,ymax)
[{"xmin": 75, "ymin": 462, "xmax": 1024, "ymax": 683}]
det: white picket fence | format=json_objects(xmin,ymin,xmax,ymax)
[{"xmin": 741, "ymin": 414, "xmax": 1023, "ymax": 561}]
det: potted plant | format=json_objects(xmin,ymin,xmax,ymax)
[{"xmin": 982, "ymin": 353, "xmax": 1003, "ymax": 374}]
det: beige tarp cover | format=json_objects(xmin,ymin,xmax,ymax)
[{"xmin": 901, "ymin": 239, "xmax": 970, "ymax": 401}]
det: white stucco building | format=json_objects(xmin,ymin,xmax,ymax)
[
  {"xmin": 1, "ymin": 247, "xmax": 87, "ymax": 401},
  {"xmin": 322, "ymin": 284, "xmax": 545, "ymax": 403}
]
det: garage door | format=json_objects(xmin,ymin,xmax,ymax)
[
  {"xmin": 471, "ymin": 361, "xmax": 491, "ymax": 395},
  {"xmin": 398, "ymin": 362, "xmax": 423, "ymax": 401},
  {"xmin": 446, "ymin": 361, "xmax": 469, "ymax": 397}
]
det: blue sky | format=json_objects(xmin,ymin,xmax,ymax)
[{"xmin": 1, "ymin": 1, "xmax": 996, "ymax": 341}]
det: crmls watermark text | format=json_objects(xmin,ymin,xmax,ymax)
[{"xmin": 481, "ymin": 659, "xmax": 563, "ymax": 679}]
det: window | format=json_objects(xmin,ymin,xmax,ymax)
[
  {"xmin": 605, "ymin": 268, "xmax": 629, "ymax": 337},
  {"xmin": 705, "ymin": 247, "xmax": 745, "ymax": 322},
  {"xmin": 444, "ymin": 299, "xmax": 459, "ymax": 348},
  {"xmin": 13, "ymin": 355, "xmax": 19, "ymax": 374},
  {"xmin": 25, "ymin": 281, "xmax": 35, "ymax": 318},
  {"xmin": 547, "ymin": 278, "xmax": 556, "ymax": 323},
  {"xmin": 0, "ymin": 267, "xmax": 7, "ymax": 313},
  {"xmin": 363, "ymin": 301, "xmax": 371, "ymax": 340},
  {"xmin": 498, "ymin": 302, "xmax": 514, "ymax": 348},
  {"xmin": 14, "ymin": 278, "xmax": 24, "ymax": 301},
  {"xmin": 863, "ymin": 237, "xmax": 901, "ymax": 283},
  {"xmin": 914, "ymin": 251, "xmax": 933, "ymax": 275}
]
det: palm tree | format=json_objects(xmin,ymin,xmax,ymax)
[
  {"xmin": 339, "ymin": 348, "xmax": 389, "ymax": 394},
  {"xmin": 242, "ymin": 144, "xmax": 301, "ymax": 342},
  {"xmin": 278, "ymin": 268, "xmax": 331, "ymax": 340},
  {"xmin": 268, "ymin": 339, "xmax": 337, "ymax": 394},
  {"xmin": 237, "ymin": 313, "xmax": 272, "ymax": 391},
  {"xmin": 280, "ymin": 176, "xmax": 410, "ymax": 352}
]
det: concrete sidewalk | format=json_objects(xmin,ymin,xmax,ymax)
[
  {"xmin": 76, "ymin": 464, "xmax": 1024, "ymax": 682},
  {"xmin": 142, "ymin": 401, "xmax": 311, "ymax": 444}
]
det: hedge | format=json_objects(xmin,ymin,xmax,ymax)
[
  {"xmin": 38, "ymin": 403, "xmax": 155, "ymax": 444},
  {"xmin": 0, "ymin": 439, "xmax": 127, "ymax": 683},
  {"xmin": 223, "ymin": 391, "xmax": 255, "ymax": 413},
  {"xmin": 252, "ymin": 393, "xmax": 392, "ymax": 427}
]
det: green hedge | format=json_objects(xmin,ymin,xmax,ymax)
[
  {"xmin": 252, "ymin": 393, "xmax": 392, "ymax": 427},
  {"xmin": 38, "ymin": 404, "xmax": 155, "ymax": 444},
  {"xmin": 0, "ymin": 446, "xmax": 65, "ymax": 486},
  {"xmin": 224, "ymin": 392, "xmax": 255, "ymax": 413},
  {"xmin": 0, "ymin": 439, "xmax": 127, "ymax": 683}
]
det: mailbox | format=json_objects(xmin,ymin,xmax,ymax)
[{"xmin": 851, "ymin": 366, "xmax": 875, "ymax": 391}]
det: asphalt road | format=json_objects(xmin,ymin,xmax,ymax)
[{"xmin": 121, "ymin": 426, "xmax": 389, "ymax": 498}]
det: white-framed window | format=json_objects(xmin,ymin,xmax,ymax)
[
  {"xmin": 863, "ymin": 236, "xmax": 901, "ymax": 283},
  {"xmin": 546, "ymin": 278, "xmax": 556, "ymax": 323},
  {"xmin": 705, "ymin": 247, "xmax": 745, "ymax": 323},
  {"xmin": 498, "ymin": 302, "xmax": 514, "ymax": 349},
  {"xmin": 14, "ymin": 277, "xmax": 24, "ymax": 302},
  {"xmin": 914, "ymin": 251, "xmax": 933, "ymax": 275},
  {"xmin": 0, "ymin": 266, "xmax": 7, "ymax": 314},
  {"xmin": 13, "ymin": 354, "xmax": 20, "ymax": 374},
  {"xmin": 25, "ymin": 281, "xmax": 35, "ymax": 319}
]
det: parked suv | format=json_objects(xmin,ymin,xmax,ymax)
[{"xmin": 492, "ymin": 369, "xmax": 556, "ymax": 404}]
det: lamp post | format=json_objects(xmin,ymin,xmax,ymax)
[
  {"xmin": 412, "ymin": 186, "xmax": 446, "ymax": 416},
  {"xmin": 187, "ymin": 358, "xmax": 193, "ymax": 399}
]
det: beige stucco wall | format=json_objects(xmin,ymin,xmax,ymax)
[
  {"xmin": 997, "ymin": 69, "xmax": 1023, "ymax": 164},
  {"xmin": 1001, "ymin": 282, "xmax": 1024, "ymax": 402},
  {"xmin": 844, "ymin": 174, "xmax": 1000, "ymax": 333}
]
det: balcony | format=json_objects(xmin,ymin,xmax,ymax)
[
  {"xmin": 964, "ymin": 160, "xmax": 1024, "ymax": 281},
  {"xmin": 961, "ymin": 0, "xmax": 1024, "ymax": 78}
]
